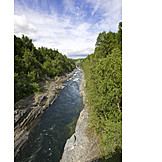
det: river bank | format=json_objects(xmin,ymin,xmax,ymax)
[
  {"xmin": 14, "ymin": 68, "xmax": 77, "ymax": 158},
  {"xmin": 60, "ymin": 71, "xmax": 101, "ymax": 162}
]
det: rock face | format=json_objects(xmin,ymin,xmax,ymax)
[
  {"xmin": 60, "ymin": 72, "xmax": 101, "ymax": 162},
  {"xmin": 14, "ymin": 69, "xmax": 76, "ymax": 158}
]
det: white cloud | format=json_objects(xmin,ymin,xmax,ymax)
[
  {"xmin": 85, "ymin": 0, "xmax": 122, "ymax": 32},
  {"xmin": 92, "ymin": 0, "xmax": 101, "ymax": 15},
  {"xmin": 77, "ymin": 23, "xmax": 91, "ymax": 31},
  {"xmin": 63, "ymin": 0, "xmax": 75, "ymax": 13},
  {"xmin": 86, "ymin": 0, "xmax": 121, "ymax": 16},
  {"xmin": 15, "ymin": 8, "xmax": 97, "ymax": 57},
  {"xmin": 14, "ymin": 14, "xmax": 37, "ymax": 40},
  {"xmin": 67, "ymin": 48, "xmax": 94, "ymax": 55},
  {"xmin": 14, "ymin": 15, "xmax": 37, "ymax": 33},
  {"xmin": 14, "ymin": 0, "xmax": 121, "ymax": 58},
  {"xmin": 63, "ymin": 0, "xmax": 86, "ymax": 18}
]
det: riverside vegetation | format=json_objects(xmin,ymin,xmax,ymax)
[
  {"xmin": 14, "ymin": 35, "xmax": 75, "ymax": 103},
  {"xmin": 14, "ymin": 35, "xmax": 76, "ymax": 158},
  {"xmin": 80, "ymin": 22, "xmax": 122, "ymax": 161},
  {"xmin": 14, "ymin": 21, "xmax": 122, "ymax": 161}
]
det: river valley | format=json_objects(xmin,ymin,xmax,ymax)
[{"xmin": 15, "ymin": 68, "xmax": 84, "ymax": 162}]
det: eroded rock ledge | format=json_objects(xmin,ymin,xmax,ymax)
[
  {"xmin": 14, "ymin": 68, "xmax": 76, "ymax": 158},
  {"xmin": 60, "ymin": 72, "xmax": 101, "ymax": 162}
]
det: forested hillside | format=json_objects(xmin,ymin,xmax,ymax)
[
  {"xmin": 14, "ymin": 35, "xmax": 75, "ymax": 103},
  {"xmin": 72, "ymin": 58, "xmax": 84, "ymax": 66},
  {"xmin": 81, "ymin": 22, "xmax": 122, "ymax": 161}
]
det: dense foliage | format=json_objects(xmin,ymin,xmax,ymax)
[
  {"xmin": 14, "ymin": 35, "xmax": 75, "ymax": 103},
  {"xmin": 81, "ymin": 22, "xmax": 122, "ymax": 160},
  {"xmin": 72, "ymin": 58, "xmax": 84, "ymax": 66}
]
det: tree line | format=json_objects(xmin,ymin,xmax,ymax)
[
  {"xmin": 80, "ymin": 22, "xmax": 122, "ymax": 161},
  {"xmin": 14, "ymin": 35, "xmax": 75, "ymax": 103}
]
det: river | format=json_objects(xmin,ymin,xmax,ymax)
[{"xmin": 15, "ymin": 68, "xmax": 83, "ymax": 162}]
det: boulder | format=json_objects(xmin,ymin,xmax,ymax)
[{"xmin": 60, "ymin": 106, "xmax": 101, "ymax": 162}]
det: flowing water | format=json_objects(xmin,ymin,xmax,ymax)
[{"xmin": 15, "ymin": 68, "xmax": 83, "ymax": 162}]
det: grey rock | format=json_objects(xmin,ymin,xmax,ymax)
[
  {"xmin": 14, "ymin": 68, "xmax": 77, "ymax": 158},
  {"xmin": 60, "ymin": 106, "xmax": 101, "ymax": 162},
  {"xmin": 60, "ymin": 71, "xmax": 101, "ymax": 162}
]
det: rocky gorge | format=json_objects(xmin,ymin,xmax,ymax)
[
  {"xmin": 60, "ymin": 72, "xmax": 101, "ymax": 162},
  {"xmin": 14, "ymin": 68, "xmax": 77, "ymax": 158},
  {"xmin": 14, "ymin": 67, "xmax": 102, "ymax": 161}
]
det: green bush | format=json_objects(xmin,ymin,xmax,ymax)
[
  {"xmin": 81, "ymin": 22, "xmax": 122, "ymax": 160},
  {"xmin": 14, "ymin": 35, "xmax": 75, "ymax": 103}
]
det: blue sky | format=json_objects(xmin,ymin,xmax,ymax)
[{"xmin": 14, "ymin": 0, "xmax": 122, "ymax": 58}]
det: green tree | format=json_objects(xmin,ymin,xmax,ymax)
[
  {"xmin": 81, "ymin": 22, "xmax": 122, "ymax": 160},
  {"xmin": 14, "ymin": 35, "xmax": 75, "ymax": 103}
]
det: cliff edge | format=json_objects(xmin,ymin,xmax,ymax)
[
  {"xmin": 60, "ymin": 72, "xmax": 101, "ymax": 162},
  {"xmin": 14, "ymin": 68, "xmax": 77, "ymax": 158}
]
